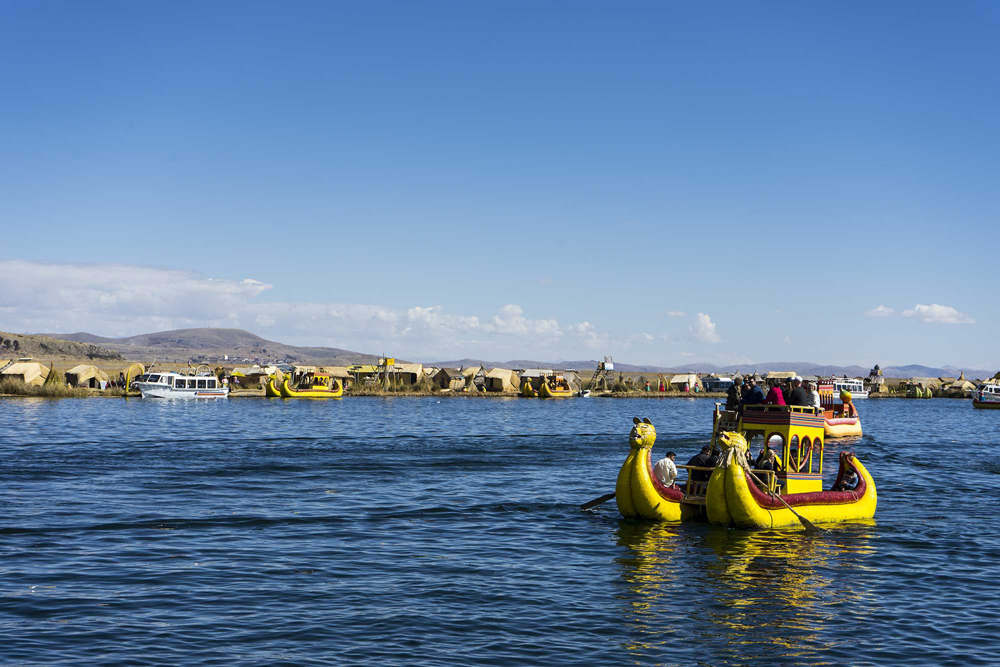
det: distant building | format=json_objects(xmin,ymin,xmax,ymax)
[
  {"xmin": 433, "ymin": 368, "xmax": 467, "ymax": 391},
  {"xmin": 1, "ymin": 360, "xmax": 50, "ymax": 386},
  {"xmin": 65, "ymin": 365, "xmax": 110, "ymax": 389},
  {"xmin": 484, "ymin": 368, "xmax": 519, "ymax": 393}
]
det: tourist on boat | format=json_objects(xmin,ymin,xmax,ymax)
[
  {"xmin": 754, "ymin": 447, "xmax": 776, "ymax": 472},
  {"xmin": 653, "ymin": 451, "xmax": 678, "ymax": 488},
  {"xmin": 834, "ymin": 468, "xmax": 859, "ymax": 491},
  {"xmin": 763, "ymin": 383, "xmax": 786, "ymax": 405},
  {"xmin": 742, "ymin": 378, "xmax": 765, "ymax": 405},
  {"xmin": 686, "ymin": 446, "xmax": 712, "ymax": 482},
  {"xmin": 786, "ymin": 377, "xmax": 809, "ymax": 406},
  {"xmin": 726, "ymin": 381, "xmax": 742, "ymax": 410},
  {"xmin": 704, "ymin": 446, "xmax": 721, "ymax": 470},
  {"xmin": 803, "ymin": 381, "xmax": 822, "ymax": 410}
]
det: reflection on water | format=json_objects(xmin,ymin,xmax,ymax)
[{"xmin": 615, "ymin": 522, "xmax": 878, "ymax": 665}]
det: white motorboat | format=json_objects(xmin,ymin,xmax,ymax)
[
  {"xmin": 820, "ymin": 377, "xmax": 869, "ymax": 399},
  {"xmin": 135, "ymin": 370, "xmax": 228, "ymax": 399}
]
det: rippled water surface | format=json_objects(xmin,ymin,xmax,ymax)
[{"xmin": 2, "ymin": 396, "xmax": 1000, "ymax": 666}]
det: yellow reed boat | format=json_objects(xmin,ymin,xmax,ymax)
[
  {"xmin": 821, "ymin": 389, "xmax": 863, "ymax": 438},
  {"xmin": 616, "ymin": 418, "xmax": 698, "ymax": 522},
  {"xmin": 538, "ymin": 374, "xmax": 573, "ymax": 398},
  {"xmin": 279, "ymin": 372, "xmax": 343, "ymax": 399},
  {"xmin": 265, "ymin": 376, "xmax": 282, "ymax": 397},
  {"xmin": 613, "ymin": 404, "xmax": 877, "ymax": 528}
]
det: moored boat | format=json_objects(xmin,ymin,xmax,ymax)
[
  {"xmin": 136, "ymin": 369, "xmax": 228, "ymax": 399},
  {"xmin": 538, "ymin": 374, "xmax": 573, "ymax": 398},
  {"xmin": 820, "ymin": 377, "xmax": 869, "ymax": 399},
  {"xmin": 265, "ymin": 376, "xmax": 282, "ymax": 397},
  {"xmin": 973, "ymin": 383, "xmax": 1000, "ymax": 409},
  {"xmin": 279, "ymin": 372, "xmax": 343, "ymax": 399}
]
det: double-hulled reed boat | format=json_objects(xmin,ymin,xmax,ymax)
[{"xmin": 613, "ymin": 404, "xmax": 876, "ymax": 529}]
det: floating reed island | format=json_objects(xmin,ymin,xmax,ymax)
[{"xmin": 0, "ymin": 357, "xmax": 992, "ymax": 399}]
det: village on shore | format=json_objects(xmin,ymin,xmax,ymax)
[{"xmin": 0, "ymin": 353, "xmax": 993, "ymax": 399}]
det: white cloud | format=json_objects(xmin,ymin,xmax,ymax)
[
  {"xmin": 866, "ymin": 305, "xmax": 895, "ymax": 317},
  {"xmin": 0, "ymin": 260, "xmax": 583, "ymax": 358},
  {"xmin": 678, "ymin": 352, "xmax": 695, "ymax": 357},
  {"xmin": 666, "ymin": 310, "xmax": 686, "ymax": 318},
  {"xmin": 783, "ymin": 336, "xmax": 792, "ymax": 344},
  {"xmin": 490, "ymin": 304, "xmax": 561, "ymax": 337},
  {"xmin": 902, "ymin": 304, "xmax": 974, "ymax": 325},
  {"xmin": 690, "ymin": 313, "xmax": 720, "ymax": 343}
]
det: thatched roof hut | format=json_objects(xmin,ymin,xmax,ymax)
[
  {"xmin": 65, "ymin": 364, "xmax": 110, "ymax": 388},
  {"xmin": 669, "ymin": 373, "xmax": 702, "ymax": 391},
  {"xmin": 433, "ymin": 368, "xmax": 467, "ymax": 391},
  {"xmin": 1, "ymin": 361, "xmax": 50, "ymax": 386},
  {"xmin": 485, "ymin": 368, "xmax": 519, "ymax": 393}
]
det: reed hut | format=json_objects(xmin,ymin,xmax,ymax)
[
  {"xmin": 65, "ymin": 364, "xmax": 110, "ymax": 389},
  {"xmin": 393, "ymin": 363, "xmax": 425, "ymax": 385},
  {"xmin": 1, "ymin": 360, "xmax": 50, "ymax": 386},
  {"xmin": 669, "ymin": 373, "xmax": 702, "ymax": 392},
  {"xmin": 462, "ymin": 365, "xmax": 486, "ymax": 391},
  {"xmin": 327, "ymin": 366, "xmax": 354, "ymax": 389},
  {"xmin": 485, "ymin": 368, "xmax": 519, "ymax": 393},
  {"xmin": 433, "ymin": 368, "xmax": 467, "ymax": 391}
]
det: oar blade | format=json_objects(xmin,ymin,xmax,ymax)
[{"xmin": 580, "ymin": 492, "xmax": 615, "ymax": 510}]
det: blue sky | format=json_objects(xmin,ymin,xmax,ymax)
[{"xmin": 1, "ymin": 1, "xmax": 997, "ymax": 368}]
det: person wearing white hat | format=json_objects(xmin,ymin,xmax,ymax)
[{"xmin": 787, "ymin": 376, "xmax": 809, "ymax": 406}]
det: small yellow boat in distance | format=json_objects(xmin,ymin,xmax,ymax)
[
  {"xmin": 279, "ymin": 372, "xmax": 343, "ymax": 399},
  {"xmin": 265, "ymin": 376, "xmax": 282, "ymax": 397},
  {"xmin": 822, "ymin": 390, "xmax": 863, "ymax": 438},
  {"xmin": 538, "ymin": 374, "xmax": 573, "ymax": 398}
]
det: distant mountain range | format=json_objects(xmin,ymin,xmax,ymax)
[
  {"xmin": 430, "ymin": 358, "xmax": 995, "ymax": 380},
  {"xmin": 39, "ymin": 328, "xmax": 380, "ymax": 365},
  {"xmin": 28, "ymin": 328, "xmax": 996, "ymax": 378}
]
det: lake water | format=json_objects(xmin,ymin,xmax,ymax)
[{"xmin": 1, "ymin": 396, "xmax": 999, "ymax": 666}]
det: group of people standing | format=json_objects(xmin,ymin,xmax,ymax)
[{"xmin": 725, "ymin": 376, "xmax": 822, "ymax": 411}]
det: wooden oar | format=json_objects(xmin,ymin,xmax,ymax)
[
  {"xmin": 745, "ymin": 467, "xmax": 822, "ymax": 533},
  {"xmin": 580, "ymin": 492, "xmax": 615, "ymax": 510}
]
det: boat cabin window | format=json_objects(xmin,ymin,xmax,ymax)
[
  {"xmin": 207, "ymin": 379, "xmax": 216, "ymax": 389},
  {"xmin": 175, "ymin": 378, "xmax": 186, "ymax": 388},
  {"xmin": 197, "ymin": 379, "xmax": 207, "ymax": 389},
  {"xmin": 148, "ymin": 375, "xmax": 161, "ymax": 383},
  {"xmin": 767, "ymin": 434, "xmax": 783, "ymax": 451}
]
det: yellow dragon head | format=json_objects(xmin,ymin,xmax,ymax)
[
  {"xmin": 629, "ymin": 417, "xmax": 656, "ymax": 449},
  {"xmin": 717, "ymin": 430, "xmax": 748, "ymax": 453}
]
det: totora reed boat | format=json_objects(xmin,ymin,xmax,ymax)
[
  {"xmin": 279, "ymin": 371, "xmax": 343, "ymax": 399},
  {"xmin": 538, "ymin": 374, "xmax": 573, "ymax": 398},
  {"xmin": 614, "ymin": 405, "xmax": 876, "ymax": 529},
  {"xmin": 822, "ymin": 390, "xmax": 863, "ymax": 438}
]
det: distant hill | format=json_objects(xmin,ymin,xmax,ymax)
[
  {"xmin": 40, "ymin": 328, "xmax": 381, "ymax": 365},
  {"xmin": 29, "ymin": 328, "xmax": 995, "ymax": 377},
  {"xmin": 0, "ymin": 331, "xmax": 123, "ymax": 361}
]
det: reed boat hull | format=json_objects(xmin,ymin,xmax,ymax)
[
  {"xmin": 707, "ymin": 443, "xmax": 876, "ymax": 529},
  {"xmin": 615, "ymin": 444, "xmax": 694, "ymax": 522},
  {"xmin": 521, "ymin": 383, "xmax": 538, "ymax": 398},
  {"xmin": 279, "ymin": 379, "xmax": 343, "ymax": 399},
  {"xmin": 538, "ymin": 383, "xmax": 572, "ymax": 399},
  {"xmin": 265, "ymin": 378, "xmax": 282, "ymax": 397},
  {"xmin": 825, "ymin": 417, "xmax": 862, "ymax": 438},
  {"xmin": 615, "ymin": 418, "xmax": 697, "ymax": 522}
]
